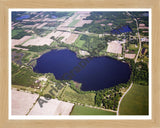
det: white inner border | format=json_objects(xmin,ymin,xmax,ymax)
[{"xmin": 8, "ymin": 8, "xmax": 152, "ymax": 120}]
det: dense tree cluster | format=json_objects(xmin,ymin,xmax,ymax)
[
  {"xmin": 12, "ymin": 29, "xmax": 31, "ymax": 39},
  {"xmin": 79, "ymin": 35, "xmax": 108, "ymax": 56},
  {"xmin": 129, "ymin": 11, "xmax": 149, "ymax": 26},
  {"xmin": 95, "ymin": 83, "xmax": 128, "ymax": 110},
  {"xmin": 85, "ymin": 12, "xmax": 129, "ymax": 20},
  {"xmin": 133, "ymin": 62, "xmax": 148, "ymax": 85},
  {"xmin": 125, "ymin": 59, "xmax": 148, "ymax": 86},
  {"xmin": 75, "ymin": 11, "xmax": 138, "ymax": 35}
]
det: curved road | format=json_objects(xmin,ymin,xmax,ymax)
[
  {"xmin": 117, "ymin": 82, "xmax": 133, "ymax": 115},
  {"xmin": 117, "ymin": 12, "xmax": 141, "ymax": 115}
]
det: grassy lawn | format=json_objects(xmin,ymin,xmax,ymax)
[
  {"xmin": 119, "ymin": 84, "xmax": 149, "ymax": 115},
  {"xmin": 61, "ymin": 86, "xmax": 96, "ymax": 106},
  {"xmin": 70, "ymin": 105, "xmax": 116, "ymax": 115}
]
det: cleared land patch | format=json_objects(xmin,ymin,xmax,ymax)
[
  {"xmin": 65, "ymin": 34, "xmax": 79, "ymax": 44},
  {"xmin": 107, "ymin": 41, "xmax": 122, "ymax": 54},
  {"xmin": 12, "ymin": 36, "xmax": 32, "ymax": 48},
  {"xmin": 22, "ymin": 37, "xmax": 53, "ymax": 46},
  {"xmin": 119, "ymin": 84, "xmax": 148, "ymax": 115},
  {"xmin": 12, "ymin": 89, "xmax": 39, "ymax": 115},
  {"xmin": 29, "ymin": 97, "xmax": 74, "ymax": 115}
]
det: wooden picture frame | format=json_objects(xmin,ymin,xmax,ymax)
[{"xmin": 0, "ymin": 0, "xmax": 160, "ymax": 127}]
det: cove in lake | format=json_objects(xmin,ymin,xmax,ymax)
[{"xmin": 33, "ymin": 49, "xmax": 131, "ymax": 91}]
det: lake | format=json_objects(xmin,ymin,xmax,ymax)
[
  {"xmin": 16, "ymin": 15, "xmax": 30, "ymax": 20},
  {"xmin": 33, "ymin": 49, "xmax": 131, "ymax": 91}
]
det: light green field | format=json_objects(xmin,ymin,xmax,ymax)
[
  {"xmin": 68, "ymin": 14, "xmax": 80, "ymax": 27},
  {"xmin": 119, "ymin": 84, "xmax": 149, "ymax": 115},
  {"xmin": 74, "ymin": 35, "xmax": 86, "ymax": 49},
  {"xmin": 75, "ymin": 40, "xmax": 85, "ymax": 48},
  {"xmin": 70, "ymin": 105, "xmax": 116, "ymax": 115},
  {"xmin": 61, "ymin": 86, "xmax": 96, "ymax": 106},
  {"xmin": 68, "ymin": 19, "xmax": 80, "ymax": 27}
]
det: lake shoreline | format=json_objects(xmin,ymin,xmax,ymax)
[{"xmin": 33, "ymin": 49, "xmax": 131, "ymax": 91}]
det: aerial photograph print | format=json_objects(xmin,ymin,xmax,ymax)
[{"xmin": 10, "ymin": 9, "xmax": 150, "ymax": 119}]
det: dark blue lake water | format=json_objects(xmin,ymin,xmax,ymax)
[
  {"xmin": 111, "ymin": 25, "xmax": 132, "ymax": 34},
  {"xmin": 33, "ymin": 49, "xmax": 131, "ymax": 91},
  {"xmin": 16, "ymin": 15, "xmax": 30, "ymax": 20}
]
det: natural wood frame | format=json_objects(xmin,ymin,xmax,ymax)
[{"xmin": 0, "ymin": 0, "xmax": 160, "ymax": 127}]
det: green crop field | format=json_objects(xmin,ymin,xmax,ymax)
[
  {"xmin": 74, "ymin": 35, "xmax": 88, "ymax": 50},
  {"xmin": 119, "ymin": 84, "xmax": 149, "ymax": 115},
  {"xmin": 68, "ymin": 19, "xmax": 80, "ymax": 27},
  {"xmin": 60, "ymin": 86, "xmax": 96, "ymax": 106},
  {"xmin": 70, "ymin": 105, "xmax": 116, "ymax": 115}
]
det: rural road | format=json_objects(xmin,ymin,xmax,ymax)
[
  {"xmin": 117, "ymin": 12, "xmax": 141, "ymax": 115},
  {"xmin": 117, "ymin": 82, "xmax": 133, "ymax": 115},
  {"xmin": 134, "ymin": 18, "xmax": 141, "ymax": 63},
  {"xmin": 126, "ymin": 11, "xmax": 141, "ymax": 63}
]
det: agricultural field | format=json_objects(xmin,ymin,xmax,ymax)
[
  {"xmin": 12, "ymin": 29, "xmax": 31, "ymax": 39},
  {"xmin": 12, "ymin": 89, "xmax": 39, "ymax": 115},
  {"xmin": 68, "ymin": 19, "xmax": 80, "ymax": 27},
  {"xmin": 70, "ymin": 105, "xmax": 116, "ymax": 115},
  {"xmin": 11, "ymin": 11, "xmax": 149, "ymax": 117},
  {"xmin": 74, "ymin": 35, "xmax": 86, "ymax": 48},
  {"xmin": 119, "ymin": 84, "xmax": 149, "ymax": 115},
  {"xmin": 22, "ymin": 37, "xmax": 53, "ymax": 46},
  {"xmin": 65, "ymin": 34, "xmax": 79, "ymax": 44},
  {"xmin": 29, "ymin": 96, "xmax": 74, "ymax": 115},
  {"xmin": 12, "ymin": 36, "xmax": 32, "ymax": 49},
  {"xmin": 60, "ymin": 86, "xmax": 96, "ymax": 106}
]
